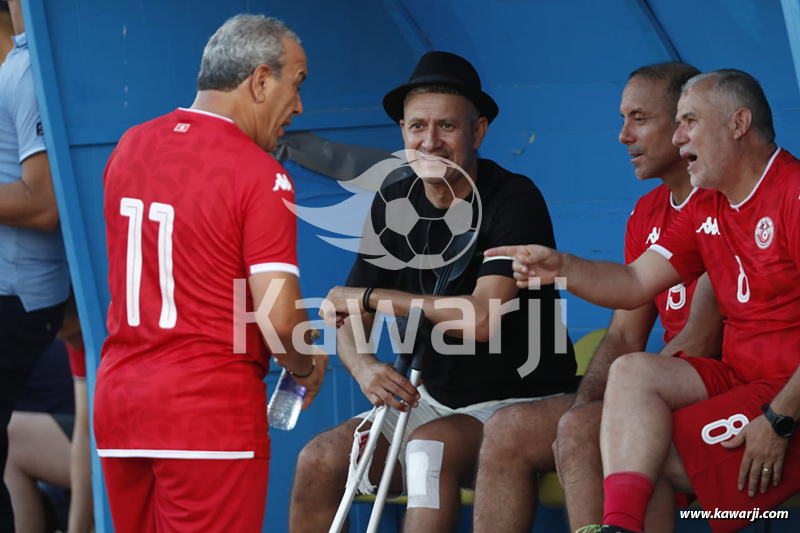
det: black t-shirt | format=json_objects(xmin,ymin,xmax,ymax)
[{"xmin": 346, "ymin": 159, "xmax": 577, "ymax": 408}]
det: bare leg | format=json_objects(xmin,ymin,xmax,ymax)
[
  {"xmin": 556, "ymin": 401, "xmax": 679, "ymax": 533},
  {"xmin": 474, "ymin": 396, "xmax": 573, "ymax": 533},
  {"xmin": 289, "ymin": 418, "xmax": 401, "ymax": 533},
  {"xmin": 660, "ymin": 442, "xmax": 693, "ymax": 493},
  {"xmin": 402, "ymin": 414, "xmax": 484, "ymax": 533},
  {"xmin": 3, "ymin": 412, "xmax": 71, "ymax": 533},
  {"xmin": 555, "ymin": 401, "xmax": 605, "ymax": 532},
  {"xmin": 601, "ymin": 353, "xmax": 707, "ymax": 479},
  {"xmin": 646, "ymin": 477, "xmax": 676, "ymax": 533}
]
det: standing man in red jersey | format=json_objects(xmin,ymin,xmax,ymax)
[
  {"xmin": 473, "ymin": 62, "xmax": 725, "ymax": 533},
  {"xmin": 95, "ymin": 15, "xmax": 327, "ymax": 533},
  {"xmin": 489, "ymin": 69, "xmax": 800, "ymax": 533}
]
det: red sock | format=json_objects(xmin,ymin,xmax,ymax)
[{"xmin": 602, "ymin": 472, "xmax": 653, "ymax": 532}]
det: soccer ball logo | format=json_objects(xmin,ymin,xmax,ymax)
[
  {"xmin": 377, "ymin": 169, "xmax": 478, "ymax": 270},
  {"xmin": 284, "ymin": 150, "xmax": 482, "ymax": 271}
]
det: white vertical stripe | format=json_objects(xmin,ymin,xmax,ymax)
[
  {"xmin": 149, "ymin": 202, "xmax": 178, "ymax": 329},
  {"xmin": 120, "ymin": 198, "xmax": 144, "ymax": 327}
]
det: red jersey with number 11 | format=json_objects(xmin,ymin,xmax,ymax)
[{"xmin": 96, "ymin": 108, "xmax": 298, "ymax": 459}]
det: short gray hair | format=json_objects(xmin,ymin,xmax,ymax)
[
  {"xmin": 683, "ymin": 69, "xmax": 775, "ymax": 143},
  {"xmin": 404, "ymin": 85, "xmax": 480, "ymax": 123},
  {"xmin": 197, "ymin": 14, "xmax": 300, "ymax": 92}
]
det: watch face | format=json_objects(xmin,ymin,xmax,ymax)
[{"xmin": 775, "ymin": 416, "xmax": 796, "ymax": 437}]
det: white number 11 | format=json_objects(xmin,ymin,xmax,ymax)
[{"xmin": 120, "ymin": 197, "xmax": 178, "ymax": 329}]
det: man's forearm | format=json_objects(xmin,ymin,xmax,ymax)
[
  {"xmin": 559, "ymin": 254, "xmax": 657, "ymax": 310},
  {"xmin": 0, "ymin": 180, "xmax": 60, "ymax": 231},
  {"xmin": 769, "ymin": 367, "xmax": 800, "ymax": 419},
  {"xmin": 661, "ymin": 273, "xmax": 724, "ymax": 359},
  {"xmin": 366, "ymin": 289, "xmax": 489, "ymax": 340},
  {"xmin": 337, "ymin": 313, "xmax": 378, "ymax": 378},
  {"xmin": 0, "ymin": 152, "xmax": 60, "ymax": 231},
  {"xmin": 69, "ymin": 383, "xmax": 93, "ymax": 533},
  {"xmin": 660, "ymin": 325, "xmax": 722, "ymax": 358}
]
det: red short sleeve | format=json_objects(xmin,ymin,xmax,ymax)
[
  {"xmin": 649, "ymin": 202, "xmax": 706, "ymax": 285},
  {"xmin": 236, "ymin": 147, "xmax": 299, "ymax": 278},
  {"xmin": 624, "ymin": 204, "xmax": 644, "ymax": 264}
]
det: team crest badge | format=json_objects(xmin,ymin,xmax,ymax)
[{"xmin": 755, "ymin": 216, "xmax": 774, "ymax": 249}]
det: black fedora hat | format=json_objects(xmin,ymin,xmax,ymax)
[{"xmin": 382, "ymin": 51, "xmax": 499, "ymax": 124}]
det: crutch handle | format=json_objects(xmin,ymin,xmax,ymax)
[
  {"xmin": 391, "ymin": 306, "xmax": 427, "ymax": 375},
  {"xmin": 391, "ymin": 317, "xmax": 414, "ymax": 375}
]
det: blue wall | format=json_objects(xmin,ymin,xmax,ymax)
[{"xmin": 20, "ymin": 0, "xmax": 800, "ymax": 531}]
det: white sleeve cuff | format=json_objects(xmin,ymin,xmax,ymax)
[
  {"xmin": 648, "ymin": 244, "xmax": 673, "ymax": 260},
  {"xmin": 250, "ymin": 262, "xmax": 300, "ymax": 278}
]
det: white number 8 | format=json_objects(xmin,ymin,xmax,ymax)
[{"xmin": 701, "ymin": 413, "xmax": 749, "ymax": 445}]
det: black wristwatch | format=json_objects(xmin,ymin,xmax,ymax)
[{"xmin": 762, "ymin": 404, "xmax": 797, "ymax": 438}]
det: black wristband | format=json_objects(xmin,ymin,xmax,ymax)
[
  {"xmin": 288, "ymin": 356, "xmax": 315, "ymax": 379},
  {"xmin": 362, "ymin": 286, "xmax": 377, "ymax": 313}
]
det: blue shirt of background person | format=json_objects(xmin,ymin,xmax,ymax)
[{"xmin": 0, "ymin": 32, "xmax": 69, "ymax": 311}]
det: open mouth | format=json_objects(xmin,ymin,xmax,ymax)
[{"xmin": 681, "ymin": 150, "xmax": 698, "ymax": 171}]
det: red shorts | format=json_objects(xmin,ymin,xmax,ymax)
[
  {"xmin": 673, "ymin": 356, "xmax": 800, "ymax": 533},
  {"xmin": 102, "ymin": 457, "xmax": 269, "ymax": 533}
]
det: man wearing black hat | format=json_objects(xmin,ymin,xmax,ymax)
[{"xmin": 290, "ymin": 51, "xmax": 578, "ymax": 532}]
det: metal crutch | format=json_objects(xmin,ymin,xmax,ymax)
[
  {"xmin": 365, "ymin": 309, "xmax": 430, "ymax": 533},
  {"xmin": 330, "ymin": 230, "xmax": 479, "ymax": 532},
  {"xmin": 328, "ymin": 308, "xmax": 427, "ymax": 533}
]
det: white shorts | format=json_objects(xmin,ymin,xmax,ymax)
[{"xmin": 355, "ymin": 385, "xmax": 565, "ymax": 474}]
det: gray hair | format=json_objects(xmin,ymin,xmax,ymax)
[
  {"xmin": 197, "ymin": 14, "xmax": 300, "ymax": 92},
  {"xmin": 404, "ymin": 85, "xmax": 480, "ymax": 123},
  {"xmin": 683, "ymin": 69, "xmax": 775, "ymax": 143}
]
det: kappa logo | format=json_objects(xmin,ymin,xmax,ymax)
[
  {"xmin": 645, "ymin": 226, "xmax": 661, "ymax": 245},
  {"xmin": 173, "ymin": 123, "xmax": 191, "ymax": 133},
  {"xmin": 273, "ymin": 173, "xmax": 293, "ymax": 192},
  {"xmin": 696, "ymin": 217, "xmax": 720, "ymax": 236}
]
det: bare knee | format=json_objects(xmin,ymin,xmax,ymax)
[
  {"xmin": 6, "ymin": 413, "xmax": 39, "ymax": 477},
  {"xmin": 408, "ymin": 416, "xmax": 482, "ymax": 486},
  {"xmin": 607, "ymin": 352, "xmax": 655, "ymax": 391},
  {"xmin": 481, "ymin": 406, "xmax": 532, "ymax": 460},
  {"xmin": 555, "ymin": 403, "xmax": 602, "ymax": 463},
  {"xmin": 295, "ymin": 424, "xmax": 355, "ymax": 489},
  {"xmin": 6, "ymin": 414, "xmax": 24, "ymax": 468}
]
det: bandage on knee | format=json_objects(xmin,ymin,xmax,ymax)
[{"xmin": 406, "ymin": 439, "xmax": 444, "ymax": 509}]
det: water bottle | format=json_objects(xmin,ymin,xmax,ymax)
[{"xmin": 268, "ymin": 368, "xmax": 307, "ymax": 431}]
